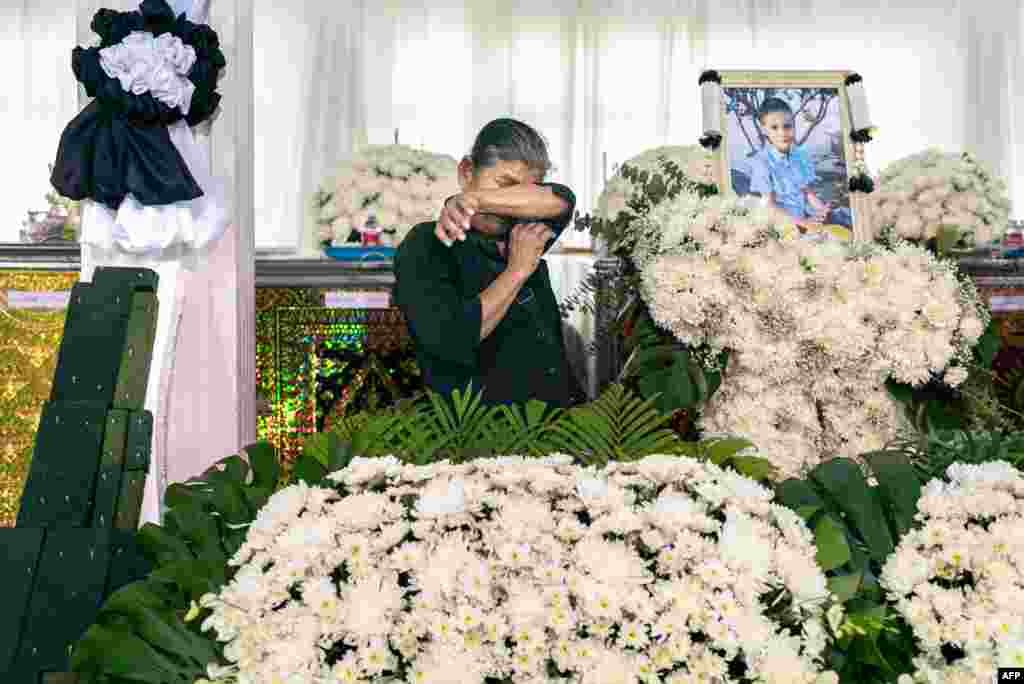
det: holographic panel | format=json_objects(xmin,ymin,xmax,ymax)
[{"xmin": 270, "ymin": 305, "xmax": 419, "ymax": 464}]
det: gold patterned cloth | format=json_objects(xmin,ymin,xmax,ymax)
[{"xmin": 0, "ymin": 271, "xmax": 78, "ymax": 527}]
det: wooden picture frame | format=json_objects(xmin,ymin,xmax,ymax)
[{"xmin": 707, "ymin": 70, "xmax": 867, "ymax": 241}]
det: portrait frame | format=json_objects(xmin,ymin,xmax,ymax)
[{"xmin": 707, "ymin": 70, "xmax": 869, "ymax": 241}]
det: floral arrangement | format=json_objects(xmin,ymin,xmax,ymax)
[
  {"xmin": 868, "ymin": 149, "xmax": 1011, "ymax": 246},
  {"xmin": 882, "ymin": 461, "xmax": 1024, "ymax": 683},
  {"xmin": 314, "ymin": 144, "xmax": 460, "ymax": 247},
  {"xmin": 22, "ymin": 166, "xmax": 82, "ymax": 242},
  {"xmin": 71, "ymin": 0, "xmax": 225, "ymax": 127},
  {"xmin": 635, "ymin": 189, "xmax": 989, "ymax": 476},
  {"xmin": 198, "ymin": 454, "xmax": 840, "ymax": 684},
  {"xmin": 594, "ymin": 145, "xmax": 718, "ymax": 223}
]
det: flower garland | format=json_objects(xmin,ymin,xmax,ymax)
[
  {"xmin": 71, "ymin": 0, "xmax": 226, "ymax": 127},
  {"xmin": 869, "ymin": 149, "xmax": 1011, "ymax": 246},
  {"xmin": 198, "ymin": 455, "xmax": 839, "ymax": 684},
  {"xmin": 881, "ymin": 461, "xmax": 1024, "ymax": 683},
  {"xmin": 634, "ymin": 186, "xmax": 988, "ymax": 476},
  {"xmin": 315, "ymin": 144, "xmax": 460, "ymax": 247}
]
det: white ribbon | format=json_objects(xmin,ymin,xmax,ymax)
[
  {"xmin": 701, "ymin": 80, "xmax": 722, "ymax": 138},
  {"xmin": 166, "ymin": 0, "xmax": 211, "ymax": 25},
  {"xmin": 846, "ymin": 80, "xmax": 873, "ymax": 133}
]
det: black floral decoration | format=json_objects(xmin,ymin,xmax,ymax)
[
  {"xmin": 850, "ymin": 128, "xmax": 874, "ymax": 144},
  {"xmin": 849, "ymin": 173, "xmax": 875, "ymax": 193},
  {"xmin": 699, "ymin": 132, "xmax": 722, "ymax": 150},
  {"xmin": 73, "ymin": 0, "xmax": 226, "ymax": 128},
  {"xmin": 51, "ymin": 0, "xmax": 226, "ymax": 209},
  {"xmin": 698, "ymin": 70, "xmax": 722, "ymax": 85}
]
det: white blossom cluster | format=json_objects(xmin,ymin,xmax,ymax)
[
  {"xmin": 197, "ymin": 455, "xmax": 839, "ymax": 684},
  {"xmin": 99, "ymin": 31, "xmax": 198, "ymax": 114},
  {"xmin": 315, "ymin": 144, "xmax": 460, "ymax": 246},
  {"xmin": 594, "ymin": 145, "xmax": 718, "ymax": 223},
  {"xmin": 869, "ymin": 148, "xmax": 1011, "ymax": 245},
  {"xmin": 882, "ymin": 461, "xmax": 1024, "ymax": 684},
  {"xmin": 636, "ymin": 192, "xmax": 988, "ymax": 477}
]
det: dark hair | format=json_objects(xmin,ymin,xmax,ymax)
[
  {"xmin": 469, "ymin": 118, "xmax": 551, "ymax": 178},
  {"xmin": 757, "ymin": 97, "xmax": 793, "ymax": 123}
]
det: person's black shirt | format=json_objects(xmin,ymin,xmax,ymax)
[{"xmin": 394, "ymin": 183, "xmax": 585, "ymax": 408}]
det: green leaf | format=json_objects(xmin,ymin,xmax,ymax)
[
  {"xmin": 687, "ymin": 357, "xmax": 710, "ymax": 402},
  {"xmin": 202, "ymin": 473, "xmax": 252, "ymax": 526},
  {"xmin": 828, "ymin": 571, "xmax": 863, "ymax": 603},
  {"xmin": 810, "ymin": 458, "xmax": 894, "ymax": 561},
  {"xmin": 136, "ymin": 524, "xmax": 195, "ymax": 566},
  {"xmin": 668, "ymin": 357, "xmax": 698, "ymax": 408},
  {"xmin": 72, "ymin": 624, "xmax": 198, "ymax": 682},
  {"xmin": 161, "ymin": 503, "xmax": 225, "ymax": 563},
  {"xmin": 727, "ymin": 454, "xmax": 777, "ymax": 482},
  {"xmin": 884, "ymin": 379, "xmax": 914, "ymax": 404},
  {"xmin": 621, "ymin": 343, "xmax": 680, "ymax": 378},
  {"xmin": 291, "ymin": 451, "xmax": 328, "ymax": 485},
  {"xmin": 301, "ymin": 432, "xmax": 332, "ymax": 467},
  {"xmin": 244, "ymin": 441, "xmax": 280, "ymax": 489},
  {"xmin": 925, "ymin": 399, "xmax": 961, "ymax": 431},
  {"xmin": 100, "ymin": 600, "xmax": 218, "ymax": 671},
  {"xmin": 148, "ymin": 559, "xmax": 227, "ymax": 600},
  {"xmin": 814, "ymin": 514, "xmax": 852, "ymax": 571},
  {"xmin": 973, "ymin": 321, "xmax": 1001, "ymax": 369},
  {"xmin": 704, "ymin": 437, "xmax": 755, "ymax": 465},
  {"xmin": 794, "ymin": 505, "xmax": 821, "ymax": 521},
  {"xmin": 861, "ymin": 450, "xmax": 923, "ymax": 538},
  {"xmin": 96, "ymin": 581, "xmax": 173, "ymax": 615},
  {"xmin": 775, "ymin": 478, "xmax": 826, "ymax": 511}
]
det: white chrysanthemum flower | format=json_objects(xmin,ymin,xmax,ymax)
[
  {"xmin": 313, "ymin": 144, "xmax": 458, "ymax": 246},
  {"xmin": 881, "ymin": 462, "xmax": 1024, "ymax": 684},
  {"xmin": 202, "ymin": 457, "xmax": 836, "ymax": 684},
  {"xmin": 871, "ymin": 148, "xmax": 1011, "ymax": 245}
]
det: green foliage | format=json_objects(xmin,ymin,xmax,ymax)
[
  {"xmin": 619, "ymin": 307, "xmax": 727, "ymax": 414},
  {"xmin": 583, "ymin": 157, "xmax": 719, "ymax": 256},
  {"xmin": 674, "ymin": 436, "xmax": 778, "ymax": 483},
  {"xmin": 71, "ymin": 442, "xmax": 281, "ymax": 683},
  {"xmin": 544, "ymin": 384, "xmax": 681, "ymax": 466},
  {"xmin": 317, "ymin": 383, "xmax": 684, "ymax": 468},
  {"xmin": 885, "ymin": 320, "xmax": 1009, "ymax": 434},
  {"xmin": 774, "ymin": 454, "xmax": 925, "ymax": 683},
  {"xmin": 886, "ymin": 428, "xmax": 1024, "ymax": 482}
]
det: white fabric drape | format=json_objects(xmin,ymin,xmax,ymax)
[{"xmin": 0, "ymin": 0, "xmax": 79, "ymax": 241}]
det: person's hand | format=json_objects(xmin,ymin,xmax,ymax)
[
  {"xmin": 435, "ymin": 193, "xmax": 479, "ymax": 246},
  {"xmin": 507, "ymin": 222, "xmax": 554, "ymax": 280}
]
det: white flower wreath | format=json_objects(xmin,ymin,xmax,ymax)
[{"xmin": 198, "ymin": 455, "xmax": 839, "ymax": 684}]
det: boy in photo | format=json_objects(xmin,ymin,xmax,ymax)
[{"xmin": 747, "ymin": 97, "xmax": 851, "ymax": 231}]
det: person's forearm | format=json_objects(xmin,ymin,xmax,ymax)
[
  {"xmin": 468, "ymin": 184, "xmax": 568, "ymax": 220},
  {"xmin": 479, "ymin": 268, "xmax": 529, "ymax": 340}
]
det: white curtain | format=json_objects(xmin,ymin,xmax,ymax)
[
  {"xmin": 253, "ymin": 0, "xmax": 1024, "ymax": 252},
  {"xmin": 0, "ymin": 0, "xmax": 78, "ymax": 242},
  {"xmin": 5, "ymin": 2, "xmax": 1020, "ymax": 245}
]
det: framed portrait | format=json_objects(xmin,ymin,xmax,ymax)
[{"xmin": 708, "ymin": 71, "xmax": 866, "ymax": 242}]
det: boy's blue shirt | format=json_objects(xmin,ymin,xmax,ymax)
[{"xmin": 748, "ymin": 143, "xmax": 817, "ymax": 219}]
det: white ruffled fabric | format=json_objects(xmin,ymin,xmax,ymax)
[
  {"xmin": 80, "ymin": 119, "xmax": 229, "ymax": 253},
  {"xmin": 100, "ymin": 31, "xmax": 197, "ymax": 115}
]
